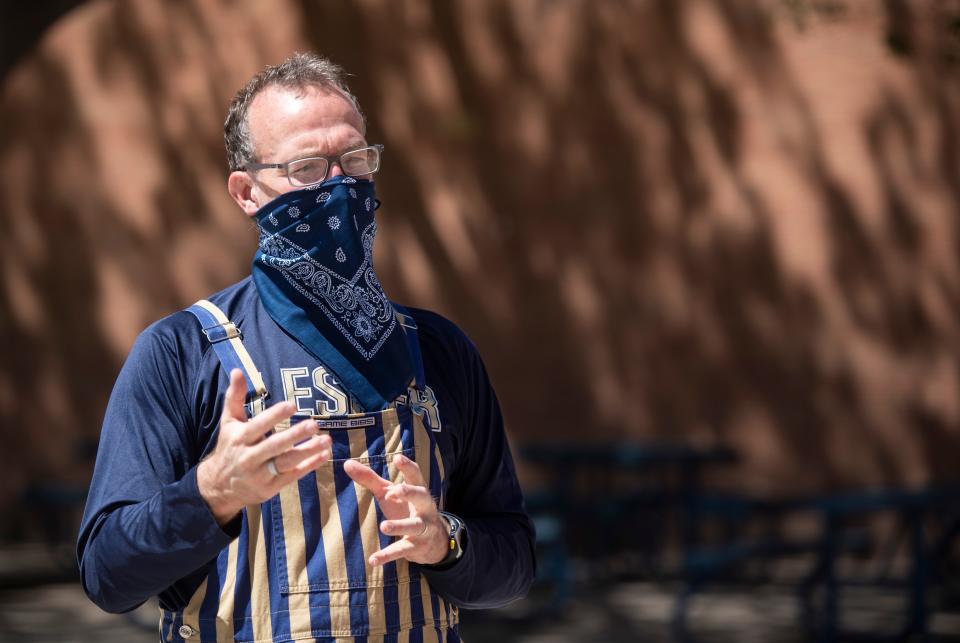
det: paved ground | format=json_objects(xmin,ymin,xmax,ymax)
[
  {"xmin": 0, "ymin": 581, "xmax": 762, "ymax": 642},
  {"xmin": 4, "ymin": 580, "xmax": 960, "ymax": 642},
  {"xmin": 2, "ymin": 544, "xmax": 959, "ymax": 641}
]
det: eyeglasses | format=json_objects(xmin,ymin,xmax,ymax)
[{"xmin": 245, "ymin": 144, "xmax": 384, "ymax": 187}]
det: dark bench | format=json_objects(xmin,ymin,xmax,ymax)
[{"xmin": 674, "ymin": 486, "xmax": 960, "ymax": 642}]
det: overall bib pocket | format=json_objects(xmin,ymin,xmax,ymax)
[{"xmin": 267, "ymin": 406, "xmax": 440, "ymax": 638}]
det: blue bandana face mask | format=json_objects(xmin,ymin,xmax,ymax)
[{"xmin": 251, "ymin": 175, "xmax": 413, "ymax": 410}]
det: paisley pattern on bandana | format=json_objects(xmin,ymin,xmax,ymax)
[
  {"xmin": 251, "ymin": 175, "xmax": 412, "ymax": 410},
  {"xmin": 258, "ymin": 222, "xmax": 394, "ymax": 359}
]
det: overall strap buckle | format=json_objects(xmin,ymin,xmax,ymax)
[
  {"xmin": 244, "ymin": 391, "xmax": 269, "ymax": 417},
  {"xmin": 201, "ymin": 321, "xmax": 242, "ymax": 343},
  {"xmin": 396, "ymin": 312, "xmax": 418, "ymax": 330},
  {"xmin": 186, "ymin": 300, "xmax": 270, "ymax": 418}
]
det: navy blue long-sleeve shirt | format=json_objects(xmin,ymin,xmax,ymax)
[{"xmin": 77, "ymin": 277, "xmax": 535, "ymax": 614}]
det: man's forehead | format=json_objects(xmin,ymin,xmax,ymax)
[
  {"xmin": 247, "ymin": 84, "xmax": 364, "ymax": 148},
  {"xmin": 248, "ymin": 85, "xmax": 362, "ymax": 126}
]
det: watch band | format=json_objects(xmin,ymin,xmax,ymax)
[{"xmin": 438, "ymin": 511, "xmax": 465, "ymax": 564}]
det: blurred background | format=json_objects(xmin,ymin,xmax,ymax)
[{"xmin": 2, "ymin": 0, "xmax": 960, "ymax": 640}]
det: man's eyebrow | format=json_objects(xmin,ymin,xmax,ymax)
[{"xmin": 290, "ymin": 141, "xmax": 369, "ymax": 159}]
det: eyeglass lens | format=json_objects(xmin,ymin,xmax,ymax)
[{"xmin": 286, "ymin": 147, "xmax": 380, "ymax": 187}]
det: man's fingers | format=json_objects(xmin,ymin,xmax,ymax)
[
  {"xmin": 220, "ymin": 369, "xmax": 249, "ymax": 423},
  {"xmin": 384, "ymin": 482, "xmax": 435, "ymax": 513},
  {"xmin": 369, "ymin": 538, "xmax": 417, "ymax": 567},
  {"xmin": 393, "ymin": 454, "xmax": 426, "ymax": 487},
  {"xmin": 380, "ymin": 516, "xmax": 427, "ymax": 538},
  {"xmin": 274, "ymin": 447, "xmax": 333, "ymax": 487},
  {"xmin": 272, "ymin": 433, "xmax": 332, "ymax": 472},
  {"xmin": 344, "ymin": 459, "xmax": 392, "ymax": 497},
  {"xmin": 249, "ymin": 419, "xmax": 325, "ymax": 461},
  {"xmin": 235, "ymin": 400, "xmax": 297, "ymax": 444}
]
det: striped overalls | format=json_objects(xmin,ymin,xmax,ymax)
[{"xmin": 161, "ymin": 300, "xmax": 460, "ymax": 642}]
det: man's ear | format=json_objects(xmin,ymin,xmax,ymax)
[{"xmin": 228, "ymin": 171, "xmax": 260, "ymax": 217}]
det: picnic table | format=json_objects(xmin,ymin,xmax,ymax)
[
  {"xmin": 520, "ymin": 442, "xmax": 960, "ymax": 641},
  {"xmin": 520, "ymin": 441, "xmax": 738, "ymax": 609}
]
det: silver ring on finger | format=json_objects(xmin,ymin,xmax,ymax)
[{"xmin": 266, "ymin": 457, "xmax": 279, "ymax": 477}]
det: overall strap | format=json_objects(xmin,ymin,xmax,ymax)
[
  {"xmin": 185, "ymin": 299, "xmax": 269, "ymax": 416},
  {"xmin": 392, "ymin": 303, "xmax": 426, "ymax": 393}
]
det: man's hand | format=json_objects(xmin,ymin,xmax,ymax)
[
  {"xmin": 344, "ymin": 454, "xmax": 449, "ymax": 566},
  {"xmin": 198, "ymin": 369, "xmax": 332, "ymax": 526}
]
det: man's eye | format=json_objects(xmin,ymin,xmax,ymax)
[
  {"xmin": 290, "ymin": 161, "xmax": 326, "ymax": 177},
  {"xmin": 343, "ymin": 157, "xmax": 370, "ymax": 172}
]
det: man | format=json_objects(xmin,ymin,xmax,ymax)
[{"xmin": 77, "ymin": 52, "xmax": 535, "ymax": 642}]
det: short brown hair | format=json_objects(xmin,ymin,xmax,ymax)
[{"xmin": 223, "ymin": 52, "xmax": 365, "ymax": 171}]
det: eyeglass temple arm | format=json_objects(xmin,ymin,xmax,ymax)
[{"xmin": 244, "ymin": 162, "xmax": 285, "ymax": 171}]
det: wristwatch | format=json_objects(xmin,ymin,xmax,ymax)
[{"xmin": 437, "ymin": 511, "xmax": 466, "ymax": 565}]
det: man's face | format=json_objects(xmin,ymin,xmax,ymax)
[{"xmin": 227, "ymin": 84, "xmax": 367, "ymax": 216}]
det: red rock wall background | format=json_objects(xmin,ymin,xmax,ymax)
[{"xmin": 2, "ymin": 0, "xmax": 959, "ymax": 532}]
